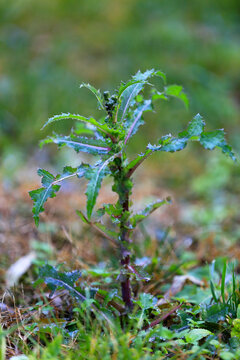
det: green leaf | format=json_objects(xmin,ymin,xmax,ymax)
[
  {"xmin": 185, "ymin": 329, "xmax": 212, "ymax": 344},
  {"xmin": 133, "ymin": 69, "xmax": 166, "ymax": 83},
  {"xmin": 147, "ymin": 136, "xmax": 187, "ymax": 153},
  {"xmin": 29, "ymin": 169, "xmax": 60, "ymax": 226},
  {"xmin": 154, "ymin": 70, "xmax": 167, "ymax": 84},
  {"xmin": 130, "ymin": 198, "xmax": 171, "ymax": 227},
  {"xmin": 200, "ymin": 130, "xmax": 226, "ymax": 150},
  {"xmin": 185, "ymin": 113, "xmax": 205, "ymax": 137},
  {"xmin": 76, "ymin": 210, "xmax": 118, "ymax": 242},
  {"xmin": 136, "ymin": 293, "xmax": 157, "ymax": 310},
  {"xmin": 42, "ymin": 134, "xmax": 111, "ymax": 155},
  {"xmin": 58, "ymin": 165, "xmax": 88, "ymax": 180},
  {"xmin": 203, "ymin": 304, "xmax": 228, "ymax": 323},
  {"xmin": 117, "ymin": 69, "xmax": 164, "ymax": 123},
  {"xmin": 76, "ymin": 210, "xmax": 89, "ymax": 225},
  {"xmin": 164, "ymin": 84, "xmax": 189, "ymax": 109},
  {"xmin": 117, "ymin": 80, "xmax": 143, "ymax": 100},
  {"xmin": 98, "ymin": 203, "xmax": 123, "ymax": 223},
  {"xmin": 219, "ymin": 352, "xmax": 236, "ymax": 360},
  {"xmin": 124, "ymin": 100, "xmax": 152, "ymax": 144},
  {"xmin": 85, "ymin": 156, "xmax": 115, "ymax": 219},
  {"xmin": 79, "ymin": 83, "xmax": 105, "ymax": 111},
  {"xmin": 74, "ymin": 122, "xmax": 96, "ymax": 136},
  {"xmin": 29, "ymin": 165, "xmax": 87, "ymax": 226},
  {"xmin": 93, "ymin": 222, "xmax": 119, "ymax": 242},
  {"xmin": 41, "ymin": 113, "xmax": 118, "ymax": 138},
  {"xmin": 152, "ymin": 90, "xmax": 168, "ymax": 101},
  {"xmin": 232, "ymin": 319, "xmax": 240, "ymax": 334},
  {"xmin": 86, "ymin": 266, "xmax": 114, "ymax": 278},
  {"xmin": 146, "ymin": 114, "xmax": 236, "ymax": 160},
  {"xmin": 158, "ymin": 136, "xmax": 188, "ymax": 152},
  {"xmin": 39, "ymin": 264, "xmax": 86, "ymax": 302},
  {"xmin": 128, "ymin": 114, "xmax": 234, "ymax": 178},
  {"xmin": 200, "ymin": 130, "xmax": 236, "ymax": 161},
  {"xmin": 39, "ymin": 264, "xmax": 81, "ymax": 291},
  {"xmin": 125, "ymin": 149, "xmax": 153, "ymax": 177},
  {"xmin": 117, "ymin": 82, "xmax": 145, "ymax": 123}
]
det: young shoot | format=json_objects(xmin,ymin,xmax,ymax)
[{"xmin": 29, "ymin": 69, "xmax": 235, "ymax": 311}]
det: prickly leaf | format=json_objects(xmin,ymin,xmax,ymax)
[
  {"xmin": 147, "ymin": 114, "xmax": 236, "ymax": 159},
  {"xmin": 130, "ymin": 198, "xmax": 171, "ymax": 228},
  {"xmin": 93, "ymin": 223, "xmax": 119, "ymax": 242},
  {"xmin": 136, "ymin": 293, "xmax": 157, "ymax": 310},
  {"xmin": 29, "ymin": 169, "xmax": 60, "ymax": 227},
  {"xmin": 184, "ymin": 113, "xmax": 205, "ymax": 137},
  {"xmin": 76, "ymin": 210, "xmax": 118, "ymax": 242},
  {"xmin": 133, "ymin": 69, "xmax": 166, "ymax": 83},
  {"xmin": 200, "ymin": 130, "xmax": 236, "ymax": 160},
  {"xmin": 79, "ymin": 83, "xmax": 105, "ymax": 111},
  {"xmin": 39, "ymin": 264, "xmax": 86, "ymax": 302},
  {"xmin": 29, "ymin": 165, "xmax": 87, "ymax": 226},
  {"xmin": 41, "ymin": 113, "xmax": 118, "ymax": 138},
  {"xmin": 125, "ymin": 150, "xmax": 153, "ymax": 177},
  {"xmin": 42, "ymin": 134, "xmax": 111, "ymax": 155},
  {"xmin": 117, "ymin": 82, "xmax": 145, "ymax": 123},
  {"xmin": 124, "ymin": 100, "xmax": 152, "ymax": 144},
  {"xmin": 158, "ymin": 136, "xmax": 188, "ymax": 152},
  {"xmin": 85, "ymin": 157, "xmax": 114, "ymax": 219},
  {"xmin": 117, "ymin": 69, "xmax": 165, "ymax": 123}
]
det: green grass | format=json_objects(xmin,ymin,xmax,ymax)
[{"xmin": 2, "ymin": 255, "xmax": 240, "ymax": 359}]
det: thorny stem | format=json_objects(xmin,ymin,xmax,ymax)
[{"xmin": 117, "ymin": 156, "xmax": 133, "ymax": 311}]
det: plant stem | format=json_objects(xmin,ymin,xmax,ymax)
[
  {"xmin": 120, "ymin": 196, "xmax": 133, "ymax": 310},
  {"xmin": 117, "ymin": 157, "xmax": 133, "ymax": 311}
]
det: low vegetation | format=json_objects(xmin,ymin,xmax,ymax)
[{"xmin": 1, "ymin": 71, "xmax": 231, "ymax": 359}]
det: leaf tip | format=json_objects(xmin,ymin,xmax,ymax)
[{"xmin": 34, "ymin": 215, "xmax": 39, "ymax": 227}]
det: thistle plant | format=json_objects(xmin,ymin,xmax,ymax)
[{"xmin": 29, "ymin": 69, "xmax": 235, "ymax": 311}]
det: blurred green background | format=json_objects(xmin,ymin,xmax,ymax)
[{"xmin": 1, "ymin": 0, "xmax": 240, "ymax": 171}]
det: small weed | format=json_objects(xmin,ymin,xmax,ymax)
[
  {"xmin": 15, "ymin": 70, "xmax": 238, "ymax": 359},
  {"xmin": 29, "ymin": 69, "xmax": 235, "ymax": 313}
]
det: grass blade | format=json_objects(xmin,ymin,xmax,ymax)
[{"xmin": 221, "ymin": 259, "xmax": 227, "ymax": 305}]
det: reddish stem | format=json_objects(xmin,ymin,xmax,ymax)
[
  {"xmin": 118, "ymin": 165, "xmax": 133, "ymax": 311},
  {"xmin": 142, "ymin": 303, "xmax": 182, "ymax": 330}
]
